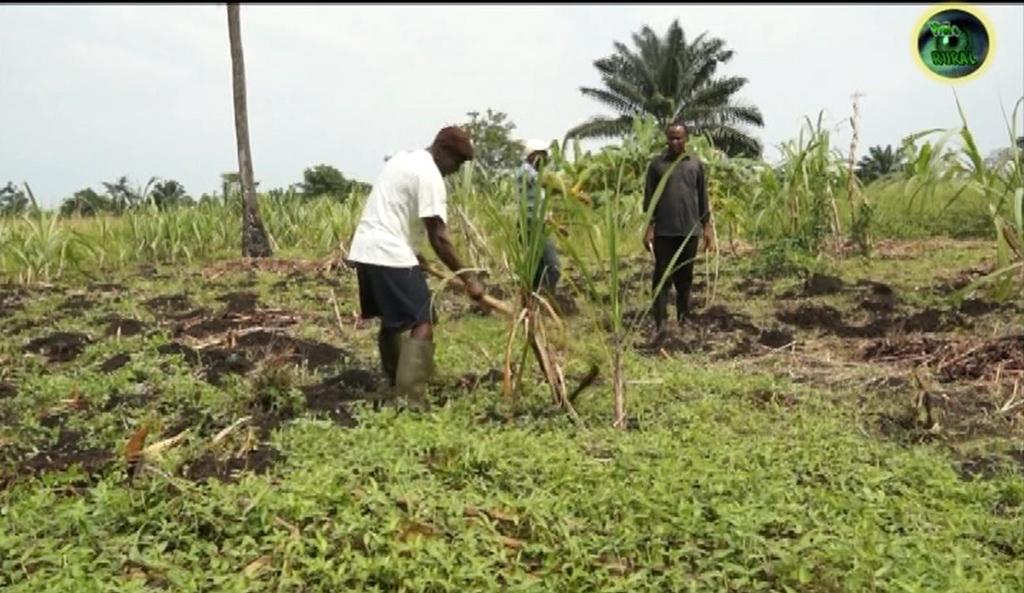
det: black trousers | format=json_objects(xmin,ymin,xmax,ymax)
[
  {"xmin": 355, "ymin": 263, "xmax": 435, "ymax": 331},
  {"xmin": 652, "ymin": 235, "xmax": 699, "ymax": 326},
  {"xmin": 532, "ymin": 236, "xmax": 561, "ymax": 293}
]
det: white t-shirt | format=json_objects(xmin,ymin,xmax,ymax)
[{"xmin": 348, "ymin": 149, "xmax": 448, "ymax": 268}]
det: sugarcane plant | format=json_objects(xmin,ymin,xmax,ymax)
[
  {"xmin": 447, "ymin": 160, "xmax": 582, "ymax": 426},
  {"xmin": 559, "ymin": 124, "xmax": 704, "ymax": 428},
  {"xmin": 954, "ymin": 95, "xmax": 1024, "ymax": 301}
]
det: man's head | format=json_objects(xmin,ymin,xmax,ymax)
[
  {"xmin": 430, "ymin": 126, "xmax": 474, "ymax": 176},
  {"xmin": 523, "ymin": 138, "xmax": 550, "ymax": 170},
  {"xmin": 665, "ymin": 121, "xmax": 688, "ymax": 157}
]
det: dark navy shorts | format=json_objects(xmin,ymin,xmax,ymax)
[{"xmin": 355, "ymin": 263, "xmax": 436, "ymax": 331}]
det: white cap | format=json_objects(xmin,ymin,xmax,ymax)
[{"xmin": 523, "ymin": 139, "xmax": 550, "ymax": 158}]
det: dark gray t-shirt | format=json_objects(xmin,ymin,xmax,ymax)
[{"xmin": 643, "ymin": 152, "xmax": 709, "ymax": 238}]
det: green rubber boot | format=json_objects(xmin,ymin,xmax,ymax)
[{"xmin": 394, "ymin": 335, "xmax": 434, "ymax": 412}]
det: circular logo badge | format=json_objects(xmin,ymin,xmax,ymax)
[{"xmin": 915, "ymin": 6, "xmax": 992, "ymax": 80}]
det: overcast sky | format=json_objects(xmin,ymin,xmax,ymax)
[{"xmin": 1, "ymin": 4, "xmax": 1022, "ymax": 207}]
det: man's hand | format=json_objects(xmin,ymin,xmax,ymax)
[
  {"xmin": 644, "ymin": 225, "xmax": 655, "ymax": 254},
  {"xmin": 461, "ymin": 271, "xmax": 485, "ymax": 301},
  {"xmin": 702, "ymin": 224, "xmax": 717, "ymax": 253}
]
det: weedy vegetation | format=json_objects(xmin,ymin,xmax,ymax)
[{"xmin": 0, "ymin": 96, "xmax": 1021, "ymax": 592}]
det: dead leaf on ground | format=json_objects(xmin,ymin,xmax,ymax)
[
  {"xmin": 397, "ymin": 519, "xmax": 442, "ymax": 543},
  {"xmin": 141, "ymin": 430, "xmax": 189, "ymax": 461},
  {"xmin": 496, "ymin": 535, "xmax": 525, "ymax": 550},
  {"xmin": 243, "ymin": 554, "xmax": 273, "ymax": 578},
  {"xmin": 463, "ymin": 505, "xmax": 519, "ymax": 525},
  {"xmin": 124, "ymin": 423, "xmax": 149, "ymax": 463}
]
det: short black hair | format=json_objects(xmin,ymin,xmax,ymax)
[
  {"xmin": 433, "ymin": 126, "xmax": 474, "ymax": 160},
  {"xmin": 666, "ymin": 120, "xmax": 688, "ymax": 134}
]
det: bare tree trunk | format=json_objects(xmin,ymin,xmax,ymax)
[{"xmin": 227, "ymin": 3, "xmax": 272, "ymax": 258}]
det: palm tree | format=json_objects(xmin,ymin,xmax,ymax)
[
  {"xmin": 227, "ymin": 3, "xmax": 272, "ymax": 258},
  {"xmin": 101, "ymin": 176, "xmax": 133, "ymax": 212},
  {"xmin": 855, "ymin": 145, "xmax": 905, "ymax": 184},
  {"xmin": 101, "ymin": 176, "xmax": 156, "ymax": 212},
  {"xmin": 60, "ymin": 188, "xmax": 112, "ymax": 217},
  {"xmin": 567, "ymin": 20, "xmax": 765, "ymax": 157},
  {"xmin": 0, "ymin": 182, "xmax": 30, "ymax": 217},
  {"xmin": 149, "ymin": 179, "xmax": 192, "ymax": 210}
]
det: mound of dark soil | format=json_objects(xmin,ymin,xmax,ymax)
[
  {"xmin": 23, "ymin": 332, "xmax": 93, "ymax": 363},
  {"xmin": 182, "ymin": 447, "xmax": 282, "ymax": 483},
  {"xmin": 98, "ymin": 353, "xmax": 131, "ymax": 373},
  {"xmin": 15, "ymin": 429, "xmax": 112, "ymax": 485},
  {"xmin": 102, "ymin": 316, "xmax": 148, "ymax": 337},
  {"xmin": 803, "ymin": 273, "xmax": 845, "ymax": 296}
]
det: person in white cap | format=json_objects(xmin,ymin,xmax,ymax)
[{"xmin": 515, "ymin": 139, "xmax": 561, "ymax": 293}]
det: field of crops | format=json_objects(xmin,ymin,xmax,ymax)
[{"xmin": 1, "ymin": 108, "xmax": 1022, "ymax": 591}]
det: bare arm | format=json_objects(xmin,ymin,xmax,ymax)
[
  {"xmin": 423, "ymin": 216, "xmax": 484, "ymax": 299},
  {"xmin": 423, "ymin": 216, "xmax": 468, "ymax": 274}
]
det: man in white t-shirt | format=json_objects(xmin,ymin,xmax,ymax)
[{"xmin": 347, "ymin": 126, "xmax": 485, "ymax": 410}]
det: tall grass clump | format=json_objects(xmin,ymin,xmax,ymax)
[
  {"xmin": 0, "ymin": 193, "xmax": 367, "ymax": 283},
  {"xmin": 451, "ymin": 157, "xmax": 581, "ymax": 424}
]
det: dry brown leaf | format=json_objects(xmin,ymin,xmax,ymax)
[
  {"xmin": 61, "ymin": 387, "xmax": 87, "ymax": 411},
  {"xmin": 233, "ymin": 427, "xmax": 258, "ymax": 457},
  {"xmin": 496, "ymin": 535, "xmax": 525, "ymax": 550},
  {"xmin": 397, "ymin": 520, "xmax": 441, "ymax": 543},
  {"xmin": 464, "ymin": 505, "xmax": 518, "ymax": 524},
  {"xmin": 141, "ymin": 430, "xmax": 190, "ymax": 461},
  {"xmin": 243, "ymin": 554, "xmax": 273, "ymax": 578},
  {"xmin": 211, "ymin": 416, "xmax": 251, "ymax": 447},
  {"xmin": 124, "ymin": 423, "xmax": 149, "ymax": 463},
  {"xmin": 484, "ymin": 507, "xmax": 518, "ymax": 524}
]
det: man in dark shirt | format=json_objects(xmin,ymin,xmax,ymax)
[{"xmin": 642, "ymin": 121, "xmax": 715, "ymax": 340}]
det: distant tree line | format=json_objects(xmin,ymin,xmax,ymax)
[
  {"xmin": 854, "ymin": 136, "xmax": 1023, "ymax": 185},
  {"xmin": 0, "ymin": 164, "xmax": 370, "ymax": 218}
]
